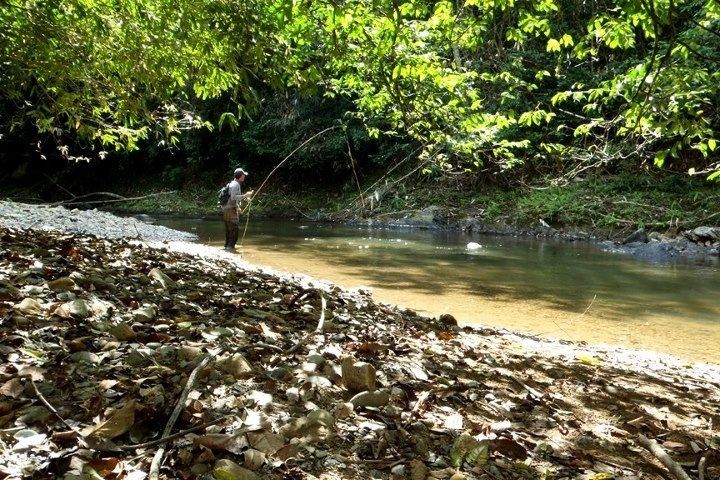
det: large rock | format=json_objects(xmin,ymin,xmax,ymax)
[
  {"xmin": 407, "ymin": 206, "xmax": 442, "ymax": 226},
  {"xmin": 341, "ymin": 357, "xmax": 377, "ymax": 393},
  {"xmin": 622, "ymin": 228, "xmax": 648, "ymax": 244},
  {"xmin": 685, "ymin": 226, "xmax": 720, "ymax": 243}
]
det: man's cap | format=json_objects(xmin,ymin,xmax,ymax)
[{"xmin": 234, "ymin": 168, "xmax": 248, "ymax": 177}]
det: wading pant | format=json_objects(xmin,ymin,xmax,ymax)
[{"xmin": 223, "ymin": 208, "xmax": 239, "ymax": 249}]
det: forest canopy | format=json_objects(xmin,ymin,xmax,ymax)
[{"xmin": 1, "ymin": 0, "xmax": 719, "ymax": 179}]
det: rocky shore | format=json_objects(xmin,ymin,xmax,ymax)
[
  {"xmin": 1, "ymin": 202, "xmax": 719, "ymax": 480},
  {"xmin": 0, "ymin": 201, "xmax": 197, "ymax": 242},
  {"xmin": 352, "ymin": 206, "xmax": 720, "ymax": 264}
]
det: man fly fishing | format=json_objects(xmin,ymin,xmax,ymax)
[{"xmin": 220, "ymin": 167, "xmax": 253, "ymax": 252}]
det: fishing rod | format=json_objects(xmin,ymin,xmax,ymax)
[{"xmin": 237, "ymin": 124, "xmax": 342, "ymax": 248}]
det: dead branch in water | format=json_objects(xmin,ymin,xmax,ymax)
[{"xmin": 51, "ymin": 191, "xmax": 177, "ymax": 207}]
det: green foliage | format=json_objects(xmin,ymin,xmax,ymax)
[
  {"xmin": 1, "ymin": 0, "xmax": 719, "ymax": 181},
  {"xmin": 0, "ymin": 0, "xmax": 292, "ymax": 151}
]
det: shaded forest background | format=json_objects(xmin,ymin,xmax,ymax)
[{"xmin": 1, "ymin": 0, "xmax": 719, "ymax": 220}]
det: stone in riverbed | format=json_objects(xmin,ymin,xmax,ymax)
[
  {"xmin": 213, "ymin": 459, "xmax": 260, "ymax": 480},
  {"xmin": 148, "ymin": 268, "xmax": 175, "ymax": 290},
  {"xmin": 47, "ymin": 277, "xmax": 77, "ymax": 292},
  {"xmin": 15, "ymin": 298, "xmax": 43, "ymax": 316},
  {"xmin": 341, "ymin": 357, "xmax": 376, "ymax": 393},
  {"xmin": 349, "ymin": 390, "xmax": 390, "ymax": 408},
  {"xmin": 110, "ymin": 322, "xmax": 136, "ymax": 341},
  {"xmin": 217, "ymin": 353, "xmax": 253, "ymax": 379}
]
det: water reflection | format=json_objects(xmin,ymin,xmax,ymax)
[{"xmin": 155, "ymin": 217, "xmax": 720, "ymax": 362}]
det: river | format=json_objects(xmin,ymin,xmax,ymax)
[{"xmin": 153, "ymin": 217, "xmax": 720, "ymax": 363}]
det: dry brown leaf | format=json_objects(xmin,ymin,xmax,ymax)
[
  {"xmin": 83, "ymin": 399, "xmax": 136, "ymax": 439},
  {"xmin": 247, "ymin": 431, "xmax": 284, "ymax": 456},
  {"xmin": 275, "ymin": 443, "xmax": 299, "ymax": 461},
  {"xmin": 492, "ymin": 438, "xmax": 528, "ymax": 460},
  {"xmin": 86, "ymin": 457, "xmax": 122, "ymax": 478},
  {"xmin": 194, "ymin": 434, "xmax": 248, "ymax": 454},
  {"xmin": 0, "ymin": 378, "xmax": 24, "ymax": 398},
  {"xmin": 242, "ymin": 448, "xmax": 266, "ymax": 470},
  {"xmin": 0, "ymin": 401, "xmax": 14, "ymax": 415},
  {"xmin": 0, "ymin": 412, "xmax": 14, "ymax": 428},
  {"xmin": 438, "ymin": 331, "xmax": 454, "ymax": 341}
]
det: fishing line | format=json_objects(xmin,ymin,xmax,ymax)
[{"xmin": 237, "ymin": 124, "xmax": 341, "ymax": 248}]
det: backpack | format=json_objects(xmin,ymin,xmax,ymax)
[{"xmin": 217, "ymin": 184, "xmax": 231, "ymax": 206}]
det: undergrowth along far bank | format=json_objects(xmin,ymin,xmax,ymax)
[
  {"xmin": 6, "ymin": 173, "xmax": 719, "ymax": 235},
  {"xmin": 415, "ymin": 174, "xmax": 720, "ymax": 233}
]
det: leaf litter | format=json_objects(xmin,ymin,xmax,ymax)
[{"xmin": 0, "ymin": 226, "xmax": 719, "ymax": 479}]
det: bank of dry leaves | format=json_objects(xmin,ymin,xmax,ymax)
[{"xmin": 0, "ymin": 227, "xmax": 719, "ymax": 480}]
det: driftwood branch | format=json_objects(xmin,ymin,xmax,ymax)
[
  {"xmin": 51, "ymin": 191, "xmax": 177, "ymax": 207},
  {"xmin": 287, "ymin": 289, "xmax": 327, "ymax": 355},
  {"xmin": 699, "ymin": 454, "xmax": 707, "ymax": 480},
  {"xmin": 148, "ymin": 354, "xmax": 211, "ymax": 480},
  {"xmin": 637, "ymin": 434, "xmax": 693, "ymax": 480}
]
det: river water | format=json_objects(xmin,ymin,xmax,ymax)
[{"xmin": 154, "ymin": 217, "xmax": 720, "ymax": 363}]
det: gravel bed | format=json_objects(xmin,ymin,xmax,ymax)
[{"xmin": 0, "ymin": 201, "xmax": 197, "ymax": 242}]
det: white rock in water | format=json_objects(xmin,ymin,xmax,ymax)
[{"xmin": 466, "ymin": 242, "xmax": 482, "ymax": 250}]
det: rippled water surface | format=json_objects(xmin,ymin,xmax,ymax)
[{"xmin": 154, "ymin": 217, "xmax": 720, "ymax": 363}]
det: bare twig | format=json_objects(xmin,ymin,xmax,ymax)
[
  {"xmin": 148, "ymin": 354, "xmax": 212, "ymax": 480},
  {"xmin": 637, "ymin": 434, "xmax": 693, "ymax": 480},
  {"xmin": 51, "ymin": 191, "xmax": 177, "ymax": 207},
  {"xmin": 402, "ymin": 391, "xmax": 431, "ymax": 427},
  {"xmin": 120, "ymin": 415, "xmax": 229, "ymax": 451},
  {"xmin": 42, "ymin": 173, "xmax": 75, "ymax": 199},
  {"xmin": 239, "ymin": 125, "xmax": 341, "ymax": 247},
  {"xmin": 346, "ymin": 131, "xmax": 365, "ymax": 209},
  {"xmin": 31, "ymin": 380, "xmax": 76, "ymax": 432}
]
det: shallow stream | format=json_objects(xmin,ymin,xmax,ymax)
[{"xmin": 154, "ymin": 217, "xmax": 720, "ymax": 363}]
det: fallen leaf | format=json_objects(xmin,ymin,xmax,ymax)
[
  {"xmin": 492, "ymin": 438, "xmax": 528, "ymax": 460},
  {"xmin": 243, "ymin": 448, "xmax": 266, "ymax": 470},
  {"xmin": 576, "ymin": 353, "xmax": 602, "ymax": 366},
  {"xmin": 86, "ymin": 457, "xmax": 122, "ymax": 477},
  {"xmin": 247, "ymin": 431, "xmax": 284, "ymax": 455},
  {"xmin": 83, "ymin": 399, "xmax": 136, "ymax": 439},
  {"xmin": 195, "ymin": 434, "xmax": 248, "ymax": 455},
  {"xmin": 0, "ymin": 378, "xmax": 24, "ymax": 398}
]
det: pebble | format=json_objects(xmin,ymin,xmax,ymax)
[{"xmin": 390, "ymin": 465, "xmax": 405, "ymax": 476}]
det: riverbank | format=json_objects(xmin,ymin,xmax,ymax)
[
  {"xmin": 4, "ymin": 172, "xmax": 720, "ymax": 262},
  {"xmin": 1, "ymin": 201, "xmax": 719, "ymax": 480}
]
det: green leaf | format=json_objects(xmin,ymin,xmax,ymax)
[
  {"xmin": 654, "ymin": 151, "xmax": 668, "ymax": 168},
  {"xmin": 546, "ymin": 38, "xmax": 561, "ymax": 52}
]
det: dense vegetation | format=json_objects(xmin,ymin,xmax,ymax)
[{"xmin": 1, "ymin": 0, "xmax": 719, "ymax": 201}]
